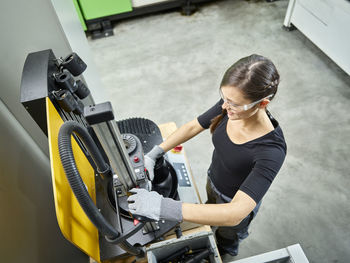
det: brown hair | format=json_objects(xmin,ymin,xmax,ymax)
[{"xmin": 210, "ymin": 54, "xmax": 280, "ymax": 133}]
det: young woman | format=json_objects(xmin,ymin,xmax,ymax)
[{"xmin": 127, "ymin": 54, "xmax": 287, "ymax": 256}]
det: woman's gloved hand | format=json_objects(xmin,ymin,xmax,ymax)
[
  {"xmin": 127, "ymin": 188, "xmax": 183, "ymax": 222},
  {"xmin": 144, "ymin": 145, "xmax": 165, "ymax": 181}
]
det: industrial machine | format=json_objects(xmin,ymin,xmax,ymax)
[
  {"xmin": 73, "ymin": 0, "xmax": 215, "ymax": 38},
  {"xmin": 283, "ymin": 0, "xmax": 350, "ymax": 75},
  {"xmin": 20, "ymin": 49, "xmax": 200, "ymax": 262}
]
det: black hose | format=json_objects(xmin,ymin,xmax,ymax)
[
  {"xmin": 119, "ymin": 241, "xmax": 144, "ymax": 257},
  {"xmin": 58, "ymin": 120, "xmax": 119, "ymax": 239},
  {"xmin": 58, "ymin": 120, "xmax": 144, "ymax": 256},
  {"xmin": 159, "ymin": 246, "xmax": 190, "ymax": 263},
  {"xmin": 184, "ymin": 249, "xmax": 211, "ymax": 263}
]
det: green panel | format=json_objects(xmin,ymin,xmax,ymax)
[
  {"xmin": 78, "ymin": 0, "xmax": 133, "ymax": 20},
  {"xmin": 73, "ymin": 0, "xmax": 87, "ymax": 31}
]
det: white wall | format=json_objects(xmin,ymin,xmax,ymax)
[
  {"xmin": 0, "ymin": 0, "xmax": 106, "ymax": 261},
  {"xmin": 0, "ymin": 99, "xmax": 87, "ymax": 262}
]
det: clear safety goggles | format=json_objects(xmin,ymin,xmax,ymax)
[{"xmin": 219, "ymin": 89, "xmax": 273, "ymax": 112}]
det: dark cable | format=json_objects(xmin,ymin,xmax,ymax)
[{"xmin": 58, "ymin": 120, "xmax": 144, "ymax": 256}]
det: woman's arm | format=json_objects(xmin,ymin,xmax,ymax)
[
  {"xmin": 127, "ymin": 189, "xmax": 256, "ymax": 225},
  {"xmin": 182, "ymin": 190, "xmax": 257, "ymax": 226},
  {"xmin": 159, "ymin": 118, "xmax": 205, "ymax": 152}
]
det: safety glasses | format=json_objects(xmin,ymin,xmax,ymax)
[{"xmin": 219, "ymin": 89, "xmax": 273, "ymax": 112}]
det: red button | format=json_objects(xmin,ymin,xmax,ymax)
[
  {"xmin": 173, "ymin": 145, "xmax": 183, "ymax": 152},
  {"xmin": 133, "ymin": 156, "xmax": 139, "ymax": 163}
]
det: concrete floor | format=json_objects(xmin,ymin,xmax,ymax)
[{"xmin": 87, "ymin": 0, "xmax": 350, "ymax": 262}]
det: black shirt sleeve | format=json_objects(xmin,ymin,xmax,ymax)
[
  {"xmin": 197, "ymin": 99, "xmax": 223, "ymax": 129},
  {"xmin": 239, "ymin": 144, "xmax": 286, "ymax": 204}
]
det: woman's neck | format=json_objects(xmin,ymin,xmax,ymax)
[{"xmin": 236, "ymin": 109, "xmax": 270, "ymax": 130}]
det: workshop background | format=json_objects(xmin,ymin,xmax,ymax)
[{"xmin": 0, "ymin": 0, "xmax": 349, "ymax": 262}]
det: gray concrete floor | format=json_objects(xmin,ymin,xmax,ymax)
[{"xmin": 87, "ymin": 0, "xmax": 350, "ymax": 262}]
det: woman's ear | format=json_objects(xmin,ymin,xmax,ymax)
[{"xmin": 259, "ymin": 99, "xmax": 270, "ymax": 108}]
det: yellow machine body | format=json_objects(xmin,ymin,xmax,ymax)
[{"xmin": 46, "ymin": 98, "xmax": 100, "ymax": 261}]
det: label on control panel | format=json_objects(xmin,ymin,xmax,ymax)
[{"xmin": 173, "ymin": 162, "xmax": 191, "ymax": 187}]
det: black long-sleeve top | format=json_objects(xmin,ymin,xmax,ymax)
[{"xmin": 197, "ymin": 100, "xmax": 287, "ymax": 204}]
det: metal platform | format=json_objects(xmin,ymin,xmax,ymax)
[{"xmin": 230, "ymin": 244, "xmax": 309, "ymax": 263}]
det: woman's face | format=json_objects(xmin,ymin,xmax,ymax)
[{"xmin": 220, "ymin": 86, "xmax": 261, "ymax": 121}]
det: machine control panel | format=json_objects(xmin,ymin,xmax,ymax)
[
  {"xmin": 165, "ymin": 145, "xmax": 200, "ymax": 205},
  {"xmin": 172, "ymin": 162, "xmax": 191, "ymax": 187},
  {"xmin": 122, "ymin": 133, "xmax": 146, "ymax": 181}
]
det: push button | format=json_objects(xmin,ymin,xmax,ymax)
[
  {"xmin": 133, "ymin": 156, "xmax": 139, "ymax": 163},
  {"xmin": 173, "ymin": 145, "xmax": 183, "ymax": 152}
]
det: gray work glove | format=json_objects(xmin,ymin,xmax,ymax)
[
  {"xmin": 127, "ymin": 188, "xmax": 183, "ymax": 222},
  {"xmin": 145, "ymin": 145, "xmax": 165, "ymax": 181}
]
